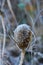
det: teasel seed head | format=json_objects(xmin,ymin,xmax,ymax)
[{"xmin": 14, "ymin": 24, "xmax": 34, "ymax": 50}]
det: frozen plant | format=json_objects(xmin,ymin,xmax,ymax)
[{"xmin": 14, "ymin": 24, "xmax": 34, "ymax": 65}]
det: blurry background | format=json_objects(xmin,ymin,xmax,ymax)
[{"xmin": 0, "ymin": 0, "xmax": 43, "ymax": 65}]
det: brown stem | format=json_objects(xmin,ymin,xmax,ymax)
[{"xmin": 19, "ymin": 50, "xmax": 25, "ymax": 65}]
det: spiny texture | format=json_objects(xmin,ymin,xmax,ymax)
[{"xmin": 14, "ymin": 24, "xmax": 32, "ymax": 50}]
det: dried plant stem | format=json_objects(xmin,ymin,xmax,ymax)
[
  {"xmin": 34, "ymin": 9, "xmax": 43, "ymax": 23},
  {"xmin": 19, "ymin": 50, "xmax": 25, "ymax": 65},
  {"xmin": 1, "ymin": 16, "xmax": 6, "ymax": 57},
  {"xmin": 36, "ymin": 0, "xmax": 42, "ymax": 23},
  {"xmin": 7, "ymin": 0, "xmax": 18, "ymax": 26},
  {"xmin": 1, "ymin": 0, "xmax": 5, "ymax": 9}
]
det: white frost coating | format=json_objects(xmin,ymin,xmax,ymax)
[{"xmin": 14, "ymin": 24, "xmax": 31, "ymax": 32}]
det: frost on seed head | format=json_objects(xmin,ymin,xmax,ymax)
[{"xmin": 14, "ymin": 24, "xmax": 33, "ymax": 50}]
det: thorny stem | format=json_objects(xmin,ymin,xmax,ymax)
[
  {"xmin": 1, "ymin": 16, "xmax": 6, "ymax": 57},
  {"xmin": 19, "ymin": 50, "xmax": 25, "ymax": 65},
  {"xmin": 7, "ymin": 0, "xmax": 18, "ymax": 26}
]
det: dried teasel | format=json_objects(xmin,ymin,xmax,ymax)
[
  {"xmin": 14, "ymin": 24, "xmax": 34, "ymax": 65},
  {"xmin": 14, "ymin": 24, "xmax": 33, "ymax": 50}
]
